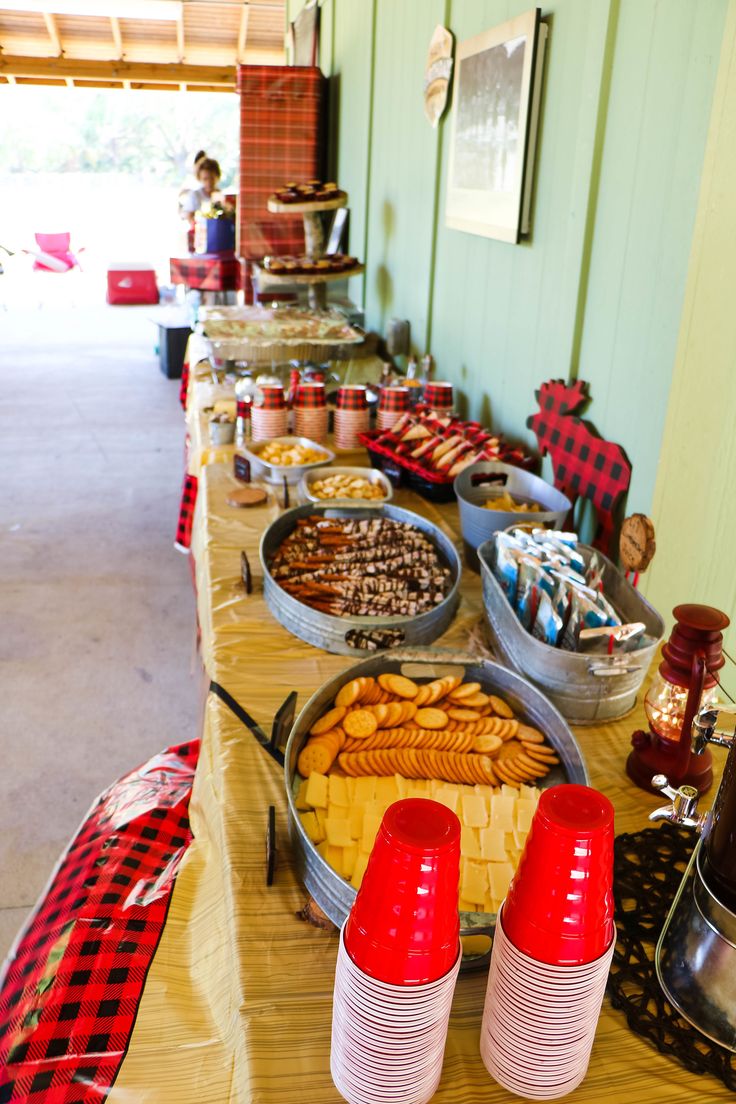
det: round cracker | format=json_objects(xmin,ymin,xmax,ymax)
[
  {"xmin": 415, "ymin": 707, "xmax": 449, "ymax": 730},
  {"xmin": 343, "ymin": 709, "xmax": 378, "ymax": 739},
  {"xmin": 448, "ymin": 681, "xmax": 481, "ymax": 701},
  {"xmin": 378, "ymin": 673, "xmax": 419, "ymax": 699},
  {"xmin": 310, "ymin": 706, "xmax": 347, "ymax": 736},
  {"xmin": 489, "ymin": 695, "xmax": 514, "ymax": 719},
  {"xmin": 517, "ymin": 723, "xmax": 545, "ymax": 744},
  {"xmin": 335, "ymin": 679, "xmax": 363, "ymax": 708},
  {"xmin": 447, "ymin": 707, "xmax": 481, "ymax": 723}
]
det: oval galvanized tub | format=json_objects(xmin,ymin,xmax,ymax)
[
  {"xmin": 454, "ymin": 461, "xmax": 571, "ymax": 570},
  {"xmin": 284, "ymin": 649, "xmax": 588, "ymax": 969},
  {"xmin": 478, "ymin": 539, "xmax": 665, "ymax": 724},
  {"xmin": 260, "ymin": 503, "xmax": 462, "ymax": 656}
]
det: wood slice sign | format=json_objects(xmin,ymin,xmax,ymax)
[
  {"xmin": 424, "ymin": 25, "xmax": 454, "ymax": 128},
  {"xmin": 619, "ymin": 514, "xmax": 656, "ymax": 573}
]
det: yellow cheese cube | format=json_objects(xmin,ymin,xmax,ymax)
[
  {"xmin": 408, "ymin": 787, "xmax": 426, "ymax": 800},
  {"xmin": 349, "ymin": 805, "xmax": 364, "ymax": 840},
  {"xmin": 519, "ymin": 784, "xmax": 540, "ymax": 803},
  {"xmin": 325, "ymin": 817, "xmax": 354, "ymax": 848},
  {"xmin": 504, "ymin": 832, "xmax": 516, "ymax": 852},
  {"xmin": 462, "ymin": 794, "xmax": 489, "ymax": 829},
  {"xmin": 342, "ymin": 843, "xmax": 359, "ymax": 879},
  {"xmin": 458, "ymin": 897, "xmax": 476, "ymax": 913},
  {"xmin": 354, "ymin": 776, "xmax": 377, "ymax": 803},
  {"xmin": 352, "ymin": 852, "xmax": 370, "ymax": 889},
  {"xmin": 325, "ymin": 845, "xmax": 343, "ymax": 872},
  {"xmin": 435, "ymin": 787, "xmax": 460, "ymax": 815},
  {"xmin": 501, "ymin": 784, "xmax": 518, "ymax": 800},
  {"xmin": 394, "ymin": 774, "xmax": 409, "ymax": 799},
  {"xmin": 479, "ymin": 826, "xmax": 508, "ymax": 862},
  {"xmin": 376, "ymin": 776, "xmax": 399, "ymax": 806},
  {"xmin": 316, "ymin": 840, "xmax": 329, "ymax": 862},
  {"xmin": 512, "ymin": 826, "xmax": 528, "ymax": 849},
  {"xmin": 515, "ymin": 801, "xmax": 536, "ymax": 833},
  {"xmin": 490, "ymin": 796, "xmax": 515, "ymax": 833},
  {"xmin": 299, "ymin": 811, "xmax": 323, "ymax": 844},
  {"xmin": 482, "ymin": 894, "xmax": 496, "ymax": 915},
  {"xmin": 461, "ymin": 825, "xmax": 481, "ymax": 859},
  {"xmin": 329, "ymin": 775, "xmax": 350, "ymax": 809},
  {"xmin": 461, "ymin": 860, "xmax": 488, "ymax": 904},
  {"xmin": 314, "ymin": 808, "xmax": 327, "ymax": 835},
  {"xmin": 305, "ymin": 772, "xmax": 329, "ymax": 809},
  {"xmin": 488, "ymin": 861, "xmax": 515, "ymax": 902},
  {"xmin": 363, "ymin": 801, "xmax": 385, "ymax": 824},
  {"xmin": 295, "ymin": 779, "xmax": 311, "ymax": 811},
  {"xmin": 474, "ymin": 784, "xmax": 494, "ymax": 801},
  {"xmin": 361, "ymin": 814, "xmax": 382, "ymax": 854},
  {"xmin": 345, "ymin": 777, "xmax": 357, "ymax": 803}
]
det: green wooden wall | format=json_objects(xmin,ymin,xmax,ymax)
[{"xmin": 287, "ymin": 0, "xmax": 727, "ymax": 517}]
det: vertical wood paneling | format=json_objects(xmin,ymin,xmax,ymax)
[
  {"xmin": 579, "ymin": 0, "xmax": 726, "ymax": 514},
  {"xmin": 644, "ymin": 0, "xmax": 736, "ymax": 651}
]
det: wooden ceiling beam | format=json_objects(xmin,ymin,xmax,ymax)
[
  {"xmin": 43, "ymin": 12, "xmax": 62, "ymax": 56},
  {"xmin": 0, "ymin": 54, "xmax": 237, "ymax": 87},
  {"xmin": 109, "ymin": 16, "xmax": 123, "ymax": 60},
  {"xmin": 237, "ymin": 2, "xmax": 249, "ymax": 63}
]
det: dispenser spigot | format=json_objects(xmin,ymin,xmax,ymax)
[
  {"xmin": 692, "ymin": 703, "xmax": 736, "ymax": 755},
  {"xmin": 649, "ymin": 774, "xmax": 706, "ymax": 830}
]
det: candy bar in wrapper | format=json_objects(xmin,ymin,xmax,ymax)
[
  {"xmin": 533, "ymin": 529, "xmax": 578, "ymax": 547},
  {"xmin": 493, "ymin": 532, "xmax": 525, "ymax": 603},
  {"xmin": 578, "ymin": 622, "xmax": 645, "ymax": 654},
  {"xmin": 532, "ymin": 589, "xmax": 563, "ymax": 646},
  {"xmin": 586, "ymin": 551, "xmax": 604, "ymax": 592},
  {"xmin": 560, "ymin": 586, "xmax": 609, "ymax": 651},
  {"xmin": 516, "ymin": 555, "xmax": 545, "ymax": 630},
  {"xmin": 593, "ymin": 589, "xmax": 621, "ymax": 627},
  {"xmin": 542, "ymin": 535, "xmax": 585, "ymax": 574}
]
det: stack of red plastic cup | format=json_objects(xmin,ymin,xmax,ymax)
[
  {"xmin": 251, "ymin": 385, "xmax": 288, "ymax": 441},
  {"xmin": 293, "ymin": 382, "xmax": 328, "ymax": 443},
  {"xmin": 480, "ymin": 784, "xmax": 615, "ymax": 1100},
  {"xmin": 377, "ymin": 386, "xmax": 411, "ymax": 431},
  {"xmin": 423, "ymin": 381, "xmax": 454, "ymax": 416},
  {"xmin": 331, "ymin": 799, "xmax": 462, "ymax": 1104},
  {"xmin": 334, "ymin": 386, "xmax": 369, "ymax": 450}
]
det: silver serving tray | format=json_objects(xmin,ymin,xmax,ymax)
[
  {"xmin": 478, "ymin": 539, "xmax": 664, "ymax": 723},
  {"xmin": 242, "ymin": 436, "xmax": 334, "ymax": 485},
  {"xmin": 260, "ymin": 503, "xmax": 461, "ymax": 655},
  {"xmin": 299, "ymin": 466, "xmax": 393, "ymax": 505},
  {"xmin": 284, "ymin": 649, "xmax": 588, "ymax": 969}
]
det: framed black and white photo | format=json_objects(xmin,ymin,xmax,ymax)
[{"xmin": 445, "ymin": 9, "xmax": 546, "ymax": 243}]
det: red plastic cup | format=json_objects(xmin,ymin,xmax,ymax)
[
  {"xmin": 501, "ymin": 784, "xmax": 614, "ymax": 966},
  {"xmin": 344, "ymin": 798, "xmax": 461, "ymax": 986}
]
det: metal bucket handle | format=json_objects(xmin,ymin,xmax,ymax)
[
  {"xmin": 589, "ymin": 662, "xmax": 644, "ymax": 678},
  {"xmin": 470, "ymin": 471, "xmax": 509, "ymax": 488}
]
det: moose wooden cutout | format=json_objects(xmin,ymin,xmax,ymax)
[{"xmin": 527, "ymin": 379, "xmax": 631, "ymax": 557}]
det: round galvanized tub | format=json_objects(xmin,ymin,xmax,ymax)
[
  {"xmin": 284, "ymin": 649, "xmax": 588, "ymax": 969},
  {"xmin": 260, "ymin": 503, "xmax": 462, "ymax": 656},
  {"xmin": 454, "ymin": 461, "xmax": 571, "ymax": 570},
  {"xmin": 478, "ymin": 539, "xmax": 665, "ymax": 724}
]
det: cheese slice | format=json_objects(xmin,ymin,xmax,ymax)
[
  {"xmin": 342, "ymin": 842, "xmax": 359, "ymax": 879},
  {"xmin": 349, "ymin": 805, "xmax": 364, "ymax": 840},
  {"xmin": 295, "ymin": 779, "xmax": 311, "ymax": 811},
  {"xmin": 461, "ymin": 825, "xmax": 481, "ymax": 860},
  {"xmin": 361, "ymin": 813, "xmax": 382, "ymax": 854},
  {"xmin": 515, "ymin": 800, "xmax": 535, "ymax": 833},
  {"xmin": 354, "ymin": 776, "xmax": 376, "ymax": 803},
  {"xmin": 305, "ymin": 772, "xmax": 329, "ymax": 809},
  {"xmin": 462, "ymin": 794, "xmax": 489, "ymax": 829},
  {"xmin": 299, "ymin": 811, "xmax": 323, "ymax": 844},
  {"xmin": 352, "ymin": 852, "xmax": 370, "ymax": 889},
  {"xmin": 325, "ymin": 817, "xmax": 353, "ymax": 848},
  {"xmin": 375, "ymin": 776, "xmax": 399, "ymax": 807},
  {"xmin": 479, "ymin": 826, "xmax": 507, "ymax": 862},
  {"xmin": 328, "ymin": 774, "xmax": 349, "ymax": 809},
  {"xmin": 461, "ymin": 860, "xmax": 488, "ymax": 904},
  {"xmin": 435, "ymin": 787, "xmax": 460, "ymax": 814},
  {"xmin": 488, "ymin": 861, "xmax": 515, "ymax": 902}
]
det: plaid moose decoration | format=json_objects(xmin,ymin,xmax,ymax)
[{"xmin": 527, "ymin": 379, "xmax": 631, "ymax": 557}]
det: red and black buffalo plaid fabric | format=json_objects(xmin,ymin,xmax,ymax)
[
  {"xmin": 178, "ymin": 361, "xmax": 190, "ymax": 411},
  {"xmin": 527, "ymin": 379, "xmax": 631, "ymax": 556},
  {"xmin": 336, "ymin": 386, "xmax": 368, "ymax": 411},
  {"xmin": 175, "ymin": 473, "xmax": 198, "ymax": 552},
  {"xmin": 0, "ymin": 741, "xmax": 198, "ymax": 1103},
  {"xmin": 237, "ymin": 65, "xmax": 326, "ymax": 303},
  {"xmin": 169, "ymin": 255, "xmax": 242, "ymax": 292}
]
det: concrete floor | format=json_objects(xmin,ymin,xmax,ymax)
[{"xmin": 0, "ymin": 293, "xmax": 198, "ymax": 960}]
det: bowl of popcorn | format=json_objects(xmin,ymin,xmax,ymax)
[
  {"xmin": 299, "ymin": 467, "xmax": 393, "ymax": 505},
  {"xmin": 243, "ymin": 436, "xmax": 335, "ymax": 484}
]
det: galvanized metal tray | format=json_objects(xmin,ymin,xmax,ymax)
[
  {"xmin": 478, "ymin": 539, "xmax": 665, "ymax": 724},
  {"xmin": 284, "ymin": 649, "xmax": 588, "ymax": 969},
  {"xmin": 260, "ymin": 504, "xmax": 462, "ymax": 655},
  {"xmin": 299, "ymin": 466, "xmax": 393, "ymax": 505},
  {"xmin": 242, "ymin": 437, "xmax": 335, "ymax": 485}
]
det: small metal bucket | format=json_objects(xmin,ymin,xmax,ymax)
[
  {"xmin": 478, "ymin": 539, "xmax": 664, "ymax": 723},
  {"xmin": 454, "ymin": 462, "xmax": 571, "ymax": 571}
]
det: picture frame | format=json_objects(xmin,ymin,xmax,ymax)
[{"xmin": 445, "ymin": 8, "xmax": 544, "ymax": 244}]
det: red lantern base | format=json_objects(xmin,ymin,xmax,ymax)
[{"xmin": 626, "ymin": 731, "xmax": 713, "ymax": 794}]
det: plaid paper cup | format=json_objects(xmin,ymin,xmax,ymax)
[
  {"xmin": 294, "ymin": 382, "xmax": 327, "ymax": 409},
  {"xmin": 294, "ymin": 407, "xmax": 328, "ymax": 443},
  {"xmin": 424, "ymin": 382, "xmax": 454, "ymax": 410},
  {"xmin": 337, "ymin": 385, "xmax": 368, "ymax": 411},
  {"xmin": 334, "ymin": 408, "xmax": 369, "ymax": 449},
  {"xmin": 258, "ymin": 384, "xmax": 286, "ymax": 410},
  {"xmin": 378, "ymin": 386, "xmax": 411, "ymax": 413}
]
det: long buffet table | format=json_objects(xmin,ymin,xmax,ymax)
[{"xmin": 107, "ymin": 362, "xmax": 732, "ymax": 1102}]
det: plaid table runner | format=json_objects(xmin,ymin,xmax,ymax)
[
  {"xmin": 175, "ymin": 473, "xmax": 198, "ymax": 552},
  {"xmin": 169, "ymin": 255, "xmax": 242, "ymax": 292},
  {"xmin": 0, "ymin": 741, "xmax": 198, "ymax": 1103}
]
